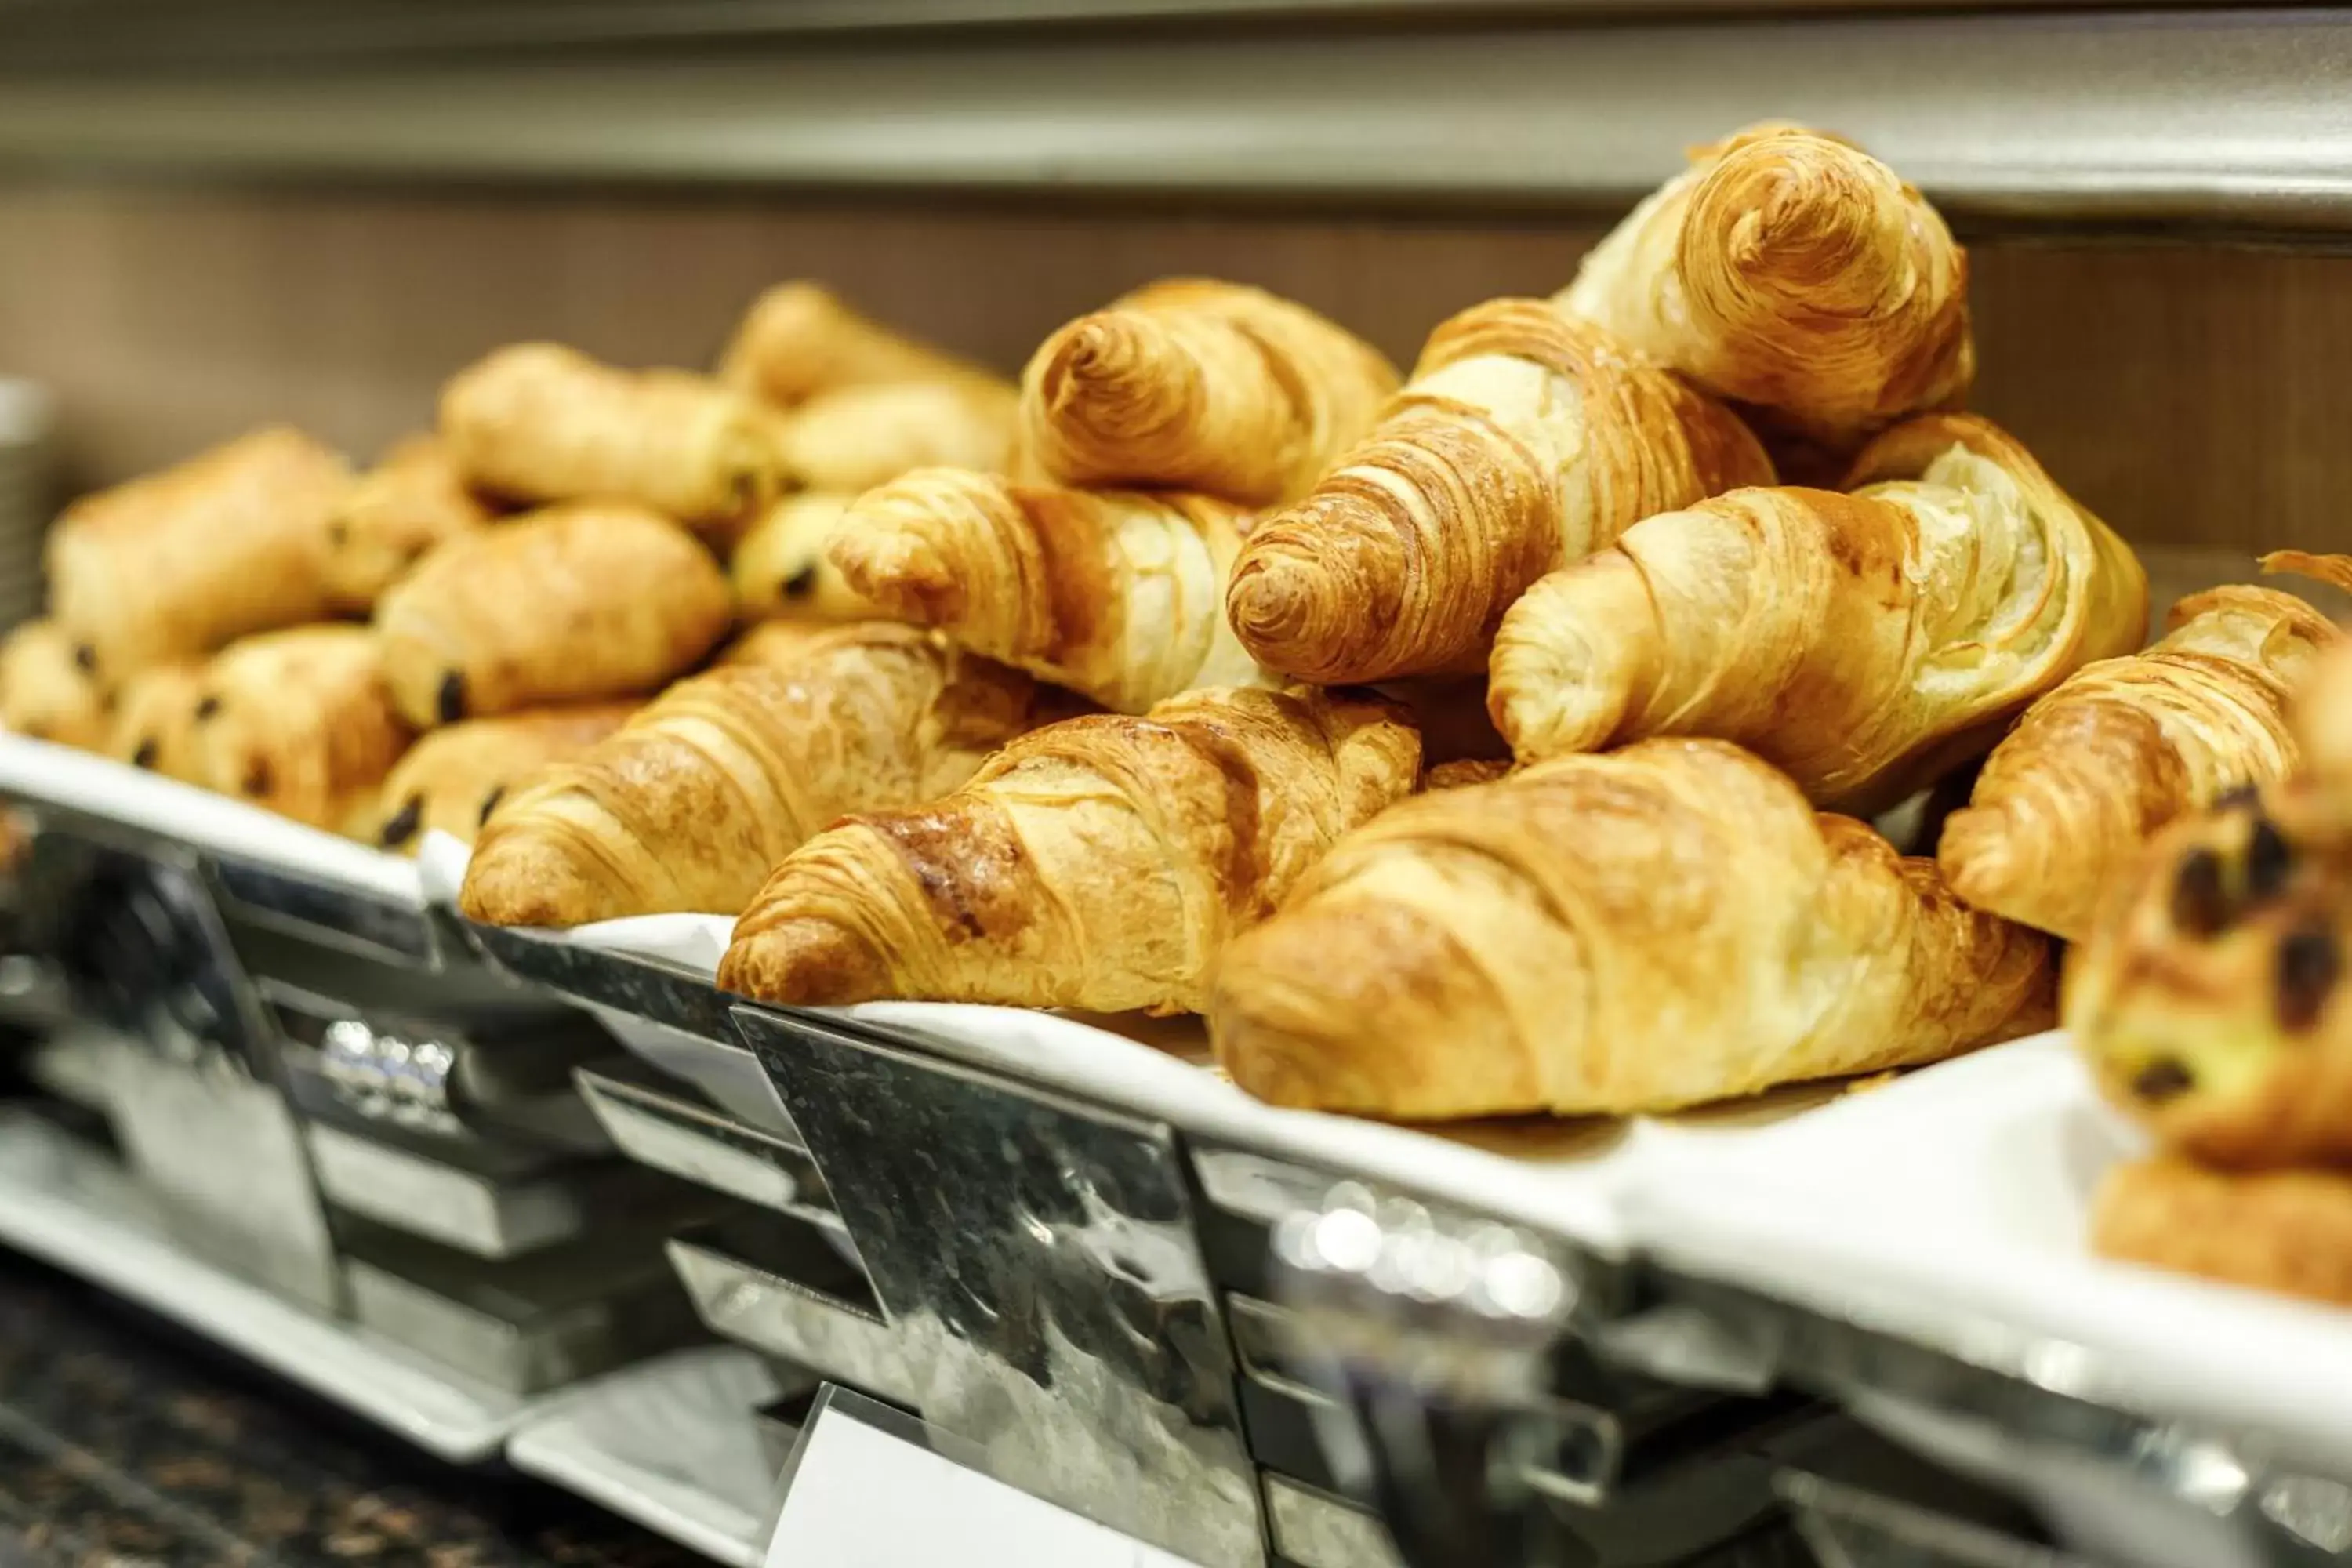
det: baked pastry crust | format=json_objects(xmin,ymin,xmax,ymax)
[
  {"xmin": 719, "ymin": 685, "xmax": 1421, "ymax": 1015},
  {"xmin": 719, "ymin": 281, "xmax": 994, "ymax": 408},
  {"xmin": 2096, "ymin": 1156, "xmax": 2352, "ymax": 1306},
  {"xmin": 107, "ymin": 662, "xmax": 210, "ymax": 784},
  {"xmin": 1211, "ymin": 737, "xmax": 2053, "ymax": 1120},
  {"xmin": 0, "ymin": 619, "xmax": 110, "ymax": 749},
  {"xmin": 370, "ymin": 705, "xmax": 635, "ymax": 853},
  {"xmin": 197, "ymin": 626, "xmax": 413, "ymax": 835},
  {"xmin": 728, "ymin": 495, "xmax": 875, "ymax": 624},
  {"xmin": 374, "ymin": 501, "xmax": 731, "ymax": 728},
  {"xmin": 1225, "ymin": 298, "xmax": 1773, "ymax": 684},
  {"xmin": 322, "ymin": 434, "xmax": 497, "ymax": 612},
  {"xmin": 771, "ymin": 379, "xmax": 1017, "ymax": 494}
]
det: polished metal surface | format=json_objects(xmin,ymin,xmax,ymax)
[
  {"xmin": 1779, "ymin": 1469, "xmax": 2086, "ymax": 1568},
  {"xmin": 740, "ymin": 1006, "xmax": 1265, "ymax": 1568},
  {"xmin": 211, "ymin": 855, "xmax": 438, "ymax": 967},
  {"xmin": 667, "ymin": 1219, "xmax": 916, "ymax": 1408},
  {"xmin": 319, "ymin": 1018, "xmax": 460, "ymax": 1136},
  {"xmin": 1263, "ymin": 1473, "xmax": 1403, "ymax": 1568},
  {"xmin": 2, "ymin": 11, "xmax": 2351, "ymax": 229},
  {"xmin": 576, "ymin": 1062, "xmax": 838, "ymax": 1229}
]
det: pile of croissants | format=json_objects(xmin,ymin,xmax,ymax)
[{"xmin": 10, "ymin": 123, "xmax": 2352, "ymax": 1305}]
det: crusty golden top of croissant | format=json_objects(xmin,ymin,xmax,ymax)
[
  {"xmin": 771, "ymin": 379, "xmax": 1018, "ymax": 495},
  {"xmin": 1017, "ymin": 278, "xmax": 1400, "ymax": 507},
  {"xmin": 1212, "ymin": 737, "xmax": 2052, "ymax": 1120},
  {"xmin": 719, "ymin": 281, "xmax": 996, "ymax": 408},
  {"xmin": 1490, "ymin": 411, "xmax": 2148, "ymax": 816},
  {"xmin": 1559, "ymin": 122, "xmax": 1972, "ymax": 471}
]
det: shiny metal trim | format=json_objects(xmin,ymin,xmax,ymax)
[
  {"xmin": 667, "ymin": 1229, "xmax": 920, "ymax": 1409},
  {"xmin": 1262, "ymin": 1472, "xmax": 1403, "ymax": 1568},
  {"xmin": 4, "ymin": 11, "xmax": 2352, "ymax": 228},
  {"xmin": 575, "ymin": 1064, "xmax": 840, "ymax": 1230}
]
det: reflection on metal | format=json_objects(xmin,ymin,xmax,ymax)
[
  {"xmin": 212, "ymin": 855, "xmax": 437, "ymax": 967},
  {"xmin": 576, "ymin": 1063, "xmax": 838, "ymax": 1229},
  {"xmin": 740, "ymin": 1007, "xmax": 1265, "ymax": 1568},
  {"xmin": 668, "ymin": 1220, "xmax": 917, "ymax": 1409},
  {"xmin": 1779, "ymin": 1468, "xmax": 2087, "ymax": 1568},
  {"xmin": 1262, "ymin": 1473, "xmax": 1402, "ymax": 1568},
  {"xmin": 320, "ymin": 1018, "xmax": 461, "ymax": 1134}
]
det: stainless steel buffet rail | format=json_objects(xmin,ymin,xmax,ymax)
[{"xmin": 2, "ymin": 9, "xmax": 2352, "ymax": 231}]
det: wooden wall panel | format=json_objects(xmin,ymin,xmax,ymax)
[{"xmin": 2, "ymin": 183, "xmax": 2350, "ymax": 560}]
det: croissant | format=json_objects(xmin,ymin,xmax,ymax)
[
  {"xmin": 830, "ymin": 468, "xmax": 1269, "ymax": 713},
  {"xmin": 2096, "ymin": 1157, "xmax": 2352, "ymax": 1306},
  {"xmin": 1557, "ymin": 122, "xmax": 1972, "ymax": 473},
  {"xmin": 461, "ymin": 624, "xmax": 1058, "ymax": 927},
  {"xmin": 440, "ymin": 344, "xmax": 784, "ymax": 538},
  {"xmin": 1489, "ymin": 413, "xmax": 2148, "ymax": 818},
  {"xmin": 719, "ymin": 281, "xmax": 996, "ymax": 409},
  {"xmin": 772, "ymin": 379, "xmax": 1018, "ymax": 494},
  {"xmin": 1940, "ymin": 557, "xmax": 2345, "ymax": 942},
  {"xmin": 1225, "ymin": 299, "xmax": 1773, "ymax": 684},
  {"xmin": 0, "ymin": 619, "xmax": 110, "ymax": 749},
  {"xmin": 1017, "ymin": 279, "xmax": 1399, "ymax": 507},
  {"xmin": 1211, "ymin": 738, "xmax": 2052, "ymax": 1120},
  {"xmin": 196, "ymin": 626, "xmax": 414, "ymax": 834},
  {"xmin": 376, "ymin": 502, "xmax": 731, "ymax": 729},
  {"xmin": 371, "ymin": 704, "xmax": 635, "ymax": 853},
  {"xmin": 47, "ymin": 426, "xmax": 352, "ymax": 676},
  {"xmin": 729, "ymin": 495, "xmax": 875, "ymax": 624},
  {"xmin": 322, "ymin": 434, "xmax": 498, "ymax": 612},
  {"xmin": 720, "ymin": 685, "xmax": 1421, "ymax": 1015},
  {"xmin": 108, "ymin": 662, "xmax": 211, "ymax": 783}
]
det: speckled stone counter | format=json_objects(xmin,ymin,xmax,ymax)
[{"xmin": 0, "ymin": 1252, "xmax": 700, "ymax": 1568}]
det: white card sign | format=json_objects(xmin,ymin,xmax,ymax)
[{"xmin": 767, "ymin": 1387, "xmax": 1203, "ymax": 1568}]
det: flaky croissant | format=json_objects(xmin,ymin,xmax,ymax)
[
  {"xmin": 48, "ymin": 426, "xmax": 352, "ymax": 677},
  {"xmin": 197, "ymin": 626, "xmax": 414, "ymax": 835},
  {"xmin": 830, "ymin": 468, "xmax": 1269, "ymax": 713},
  {"xmin": 372, "ymin": 704, "xmax": 635, "ymax": 853},
  {"xmin": 1558, "ymin": 122, "xmax": 1972, "ymax": 473},
  {"xmin": 441, "ymin": 344, "xmax": 783, "ymax": 538},
  {"xmin": 1225, "ymin": 299, "xmax": 1773, "ymax": 684},
  {"xmin": 1490, "ymin": 412, "xmax": 2148, "ymax": 818},
  {"xmin": 1940, "ymin": 557, "xmax": 2344, "ymax": 942},
  {"xmin": 773, "ymin": 379, "xmax": 1018, "ymax": 494},
  {"xmin": 1017, "ymin": 279, "xmax": 1399, "ymax": 507},
  {"xmin": 461, "ymin": 625, "xmax": 1058, "ymax": 927},
  {"xmin": 323, "ymin": 434, "xmax": 498, "ymax": 612},
  {"xmin": 719, "ymin": 282, "xmax": 995, "ymax": 409},
  {"xmin": 0, "ymin": 619, "xmax": 109, "ymax": 749},
  {"xmin": 729, "ymin": 495, "xmax": 877, "ymax": 624},
  {"xmin": 1212, "ymin": 738, "xmax": 2052, "ymax": 1120},
  {"xmin": 720, "ymin": 685, "xmax": 1421, "ymax": 1015},
  {"xmin": 375, "ymin": 502, "xmax": 732, "ymax": 728},
  {"xmin": 109, "ymin": 662, "xmax": 210, "ymax": 784}
]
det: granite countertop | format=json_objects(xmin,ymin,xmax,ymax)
[{"xmin": 0, "ymin": 1252, "xmax": 701, "ymax": 1568}]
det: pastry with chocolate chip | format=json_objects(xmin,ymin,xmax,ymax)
[
  {"xmin": 368, "ymin": 704, "xmax": 633, "ymax": 854},
  {"xmin": 0, "ymin": 618, "xmax": 111, "ymax": 749},
  {"xmin": 728, "ymin": 493, "xmax": 876, "ymax": 624},
  {"xmin": 105, "ymin": 662, "xmax": 210, "ymax": 784},
  {"xmin": 195, "ymin": 626, "xmax": 413, "ymax": 835},
  {"xmin": 321, "ymin": 434, "xmax": 499, "ymax": 613}
]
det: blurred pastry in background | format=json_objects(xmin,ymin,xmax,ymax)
[
  {"xmin": 370, "ymin": 704, "xmax": 636, "ymax": 853},
  {"xmin": 833, "ymin": 469, "xmax": 1269, "ymax": 713},
  {"xmin": 195, "ymin": 626, "xmax": 413, "ymax": 836},
  {"xmin": 1018, "ymin": 279, "xmax": 1399, "ymax": 507},
  {"xmin": 322, "ymin": 434, "xmax": 499, "ymax": 612},
  {"xmin": 2096, "ymin": 1156, "xmax": 2352, "ymax": 1307},
  {"xmin": 1489, "ymin": 412, "xmax": 2147, "ymax": 817},
  {"xmin": 1559, "ymin": 122, "xmax": 1972, "ymax": 477},
  {"xmin": 1227, "ymin": 298, "xmax": 1773, "ymax": 684},
  {"xmin": 729, "ymin": 495, "xmax": 876, "ymax": 623},
  {"xmin": 720, "ymin": 685, "xmax": 1421, "ymax": 1015},
  {"xmin": 0, "ymin": 618, "xmax": 110, "ymax": 748},
  {"xmin": 772, "ymin": 379, "xmax": 1018, "ymax": 494},
  {"xmin": 107, "ymin": 662, "xmax": 211, "ymax": 784},
  {"xmin": 1212, "ymin": 738, "xmax": 2052, "ymax": 1120},
  {"xmin": 440, "ymin": 343, "xmax": 785, "ymax": 540},
  {"xmin": 462, "ymin": 625, "xmax": 1062, "ymax": 926},
  {"xmin": 376, "ymin": 501, "xmax": 731, "ymax": 728},
  {"xmin": 47, "ymin": 426, "xmax": 351, "ymax": 676},
  {"xmin": 719, "ymin": 281, "xmax": 996, "ymax": 409},
  {"xmin": 1942, "ymin": 555, "xmax": 2347, "ymax": 942}
]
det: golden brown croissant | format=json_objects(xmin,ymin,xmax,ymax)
[
  {"xmin": 728, "ymin": 495, "xmax": 876, "ymax": 624},
  {"xmin": 1940, "ymin": 559, "xmax": 2343, "ymax": 942},
  {"xmin": 322, "ymin": 434, "xmax": 498, "ymax": 612},
  {"xmin": 830, "ymin": 468, "xmax": 1269, "ymax": 713},
  {"xmin": 719, "ymin": 283, "xmax": 995, "ymax": 409},
  {"xmin": 440, "ymin": 344, "xmax": 784, "ymax": 538},
  {"xmin": 2064, "ymin": 778, "xmax": 2352, "ymax": 1168},
  {"xmin": 1489, "ymin": 413, "xmax": 2148, "ymax": 818},
  {"xmin": 195, "ymin": 626, "xmax": 414, "ymax": 834},
  {"xmin": 47, "ymin": 426, "xmax": 352, "ymax": 676},
  {"xmin": 1017, "ymin": 279, "xmax": 1399, "ymax": 507},
  {"xmin": 0, "ymin": 619, "xmax": 110, "ymax": 749},
  {"xmin": 1557, "ymin": 122, "xmax": 1973, "ymax": 473},
  {"xmin": 720, "ymin": 685, "xmax": 1421, "ymax": 1015},
  {"xmin": 108, "ymin": 662, "xmax": 211, "ymax": 783},
  {"xmin": 2096, "ymin": 1157, "xmax": 2352, "ymax": 1305},
  {"xmin": 371, "ymin": 704, "xmax": 635, "ymax": 853},
  {"xmin": 772, "ymin": 379, "xmax": 1018, "ymax": 494},
  {"xmin": 1225, "ymin": 299, "xmax": 1774, "ymax": 684},
  {"xmin": 376, "ymin": 502, "xmax": 732, "ymax": 729},
  {"xmin": 461, "ymin": 624, "xmax": 1058, "ymax": 927},
  {"xmin": 1211, "ymin": 738, "xmax": 2052, "ymax": 1120}
]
